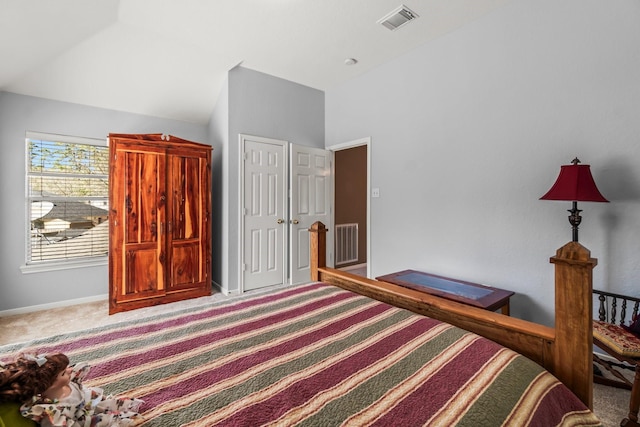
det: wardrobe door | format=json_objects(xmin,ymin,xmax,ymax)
[
  {"xmin": 109, "ymin": 133, "xmax": 212, "ymax": 314},
  {"xmin": 109, "ymin": 142, "xmax": 167, "ymax": 313},
  {"xmin": 166, "ymin": 147, "xmax": 211, "ymax": 293}
]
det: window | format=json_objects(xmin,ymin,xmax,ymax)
[{"xmin": 26, "ymin": 132, "xmax": 109, "ymax": 267}]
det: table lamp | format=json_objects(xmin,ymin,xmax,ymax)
[{"xmin": 540, "ymin": 157, "xmax": 608, "ymax": 242}]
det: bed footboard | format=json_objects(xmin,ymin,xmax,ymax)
[{"xmin": 309, "ymin": 222, "xmax": 595, "ymax": 408}]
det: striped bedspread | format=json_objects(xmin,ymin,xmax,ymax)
[{"xmin": 0, "ymin": 283, "xmax": 601, "ymax": 426}]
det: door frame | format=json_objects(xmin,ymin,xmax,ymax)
[
  {"xmin": 327, "ymin": 137, "xmax": 371, "ymax": 277},
  {"xmin": 239, "ymin": 134, "xmax": 289, "ymax": 293}
]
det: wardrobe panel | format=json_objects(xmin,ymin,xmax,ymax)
[{"xmin": 109, "ymin": 133, "xmax": 211, "ymax": 314}]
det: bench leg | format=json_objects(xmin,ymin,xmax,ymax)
[
  {"xmin": 500, "ymin": 301, "xmax": 510, "ymax": 316},
  {"xmin": 622, "ymin": 364, "xmax": 640, "ymax": 427}
]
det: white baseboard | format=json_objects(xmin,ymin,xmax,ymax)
[
  {"xmin": 1, "ymin": 281, "xmax": 228, "ymax": 318},
  {"xmin": 211, "ymin": 280, "xmax": 245, "ymax": 297},
  {"xmin": 338, "ymin": 263, "xmax": 366, "ymax": 271},
  {"xmin": 0, "ymin": 294, "xmax": 109, "ymax": 317}
]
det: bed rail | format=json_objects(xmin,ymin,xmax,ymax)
[{"xmin": 309, "ymin": 221, "xmax": 595, "ymax": 408}]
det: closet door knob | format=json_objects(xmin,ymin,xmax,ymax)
[
  {"xmin": 277, "ymin": 218, "xmax": 285, "ymax": 224},
  {"xmin": 292, "ymin": 219, "xmax": 299, "ymax": 224}
]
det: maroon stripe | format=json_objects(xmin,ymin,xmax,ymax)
[
  {"xmin": 215, "ymin": 317, "xmax": 443, "ymax": 425},
  {"xmin": 87, "ymin": 290, "xmax": 358, "ymax": 379},
  {"xmin": 24, "ymin": 283, "xmax": 329, "ymax": 357},
  {"xmin": 371, "ymin": 337, "xmax": 502, "ymax": 425},
  {"xmin": 138, "ymin": 301, "xmax": 397, "ymax": 407},
  {"xmin": 527, "ymin": 382, "xmax": 595, "ymax": 426}
]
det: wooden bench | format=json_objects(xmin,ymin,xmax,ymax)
[
  {"xmin": 376, "ymin": 269, "xmax": 514, "ymax": 315},
  {"xmin": 593, "ymin": 289, "xmax": 640, "ymax": 427}
]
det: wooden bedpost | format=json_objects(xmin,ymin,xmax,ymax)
[
  {"xmin": 550, "ymin": 241, "xmax": 597, "ymax": 409},
  {"xmin": 309, "ymin": 221, "xmax": 327, "ymax": 281}
]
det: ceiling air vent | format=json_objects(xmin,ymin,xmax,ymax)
[{"xmin": 377, "ymin": 5, "xmax": 419, "ymax": 31}]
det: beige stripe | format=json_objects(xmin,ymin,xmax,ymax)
[
  {"xmin": 342, "ymin": 332, "xmax": 481, "ymax": 427},
  {"xmin": 558, "ymin": 410, "xmax": 602, "ymax": 427},
  {"xmin": 11, "ymin": 285, "xmax": 330, "ymax": 361},
  {"xmin": 84, "ymin": 290, "xmax": 355, "ymax": 386},
  {"xmin": 142, "ymin": 304, "xmax": 409, "ymax": 423},
  {"xmin": 179, "ymin": 315, "xmax": 435, "ymax": 427},
  {"xmin": 425, "ymin": 348, "xmax": 517, "ymax": 426},
  {"xmin": 92, "ymin": 295, "xmax": 379, "ymax": 393},
  {"xmin": 82, "ymin": 286, "xmax": 337, "ymax": 367},
  {"xmin": 502, "ymin": 372, "xmax": 559, "ymax": 427},
  {"xmin": 270, "ymin": 322, "xmax": 455, "ymax": 427}
]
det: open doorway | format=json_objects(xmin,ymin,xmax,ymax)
[{"xmin": 330, "ymin": 137, "xmax": 370, "ymax": 278}]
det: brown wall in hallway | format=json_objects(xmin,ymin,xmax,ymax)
[{"xmin": 334, "ymin": 145, "xmax": 367, "ymax": 266}]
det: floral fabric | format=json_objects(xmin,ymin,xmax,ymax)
[
  {"xmin": 19, "ymin": 363, "xmax": 143, "ymax": 427},
  {"xmin": 593, "ymin": 320, "xmax": 640, "ymax": 358}
]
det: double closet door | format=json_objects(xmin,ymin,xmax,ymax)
[
  {"xmin": 242, "ymin": 135, "xmax": 330, "ymax": 291},
  {"xmin": 109, "ymin": 134, "xmax": 212, "ymax": 314}
]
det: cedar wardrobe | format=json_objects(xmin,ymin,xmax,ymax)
[{"xmin": 108, "ymin": 133, "xmax": 212, "ymax": 314}]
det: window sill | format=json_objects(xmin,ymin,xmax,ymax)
[{"xmin": 20, "ymin": 257, "xmax": 107, "ymax": 274}]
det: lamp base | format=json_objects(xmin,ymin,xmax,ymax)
[{"xmin": 568, "ymin": 201, "xmax": 582, "ymax": 242}]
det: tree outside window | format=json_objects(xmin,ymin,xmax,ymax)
[{"xmin": 27, "ymin": 133, "xmax": 109, "ymax": 264}]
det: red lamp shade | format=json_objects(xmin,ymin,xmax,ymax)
[
  {"xmin": 540, "ymin": 158, "xmax": 608, "ymax": 242},
  {"xmin": 540, "ymin": 159, "xmax": 609, "ymax": 203}
]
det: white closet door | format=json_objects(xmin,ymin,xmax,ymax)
[
  {"xmin": 290, "ymin": 144, "xmax": 331, "ymax": 285},
  {"xmin": 242, "ymin": 136, "xmax": 287, "ymax": 290}
]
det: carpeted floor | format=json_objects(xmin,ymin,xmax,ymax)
[
  {"xmin": 0, "ymin": 293, "xmax": 227, "ymax": 346},
  {"xmin": 0, "ymin": 291, "xmax": 632, "ymax": 427}
]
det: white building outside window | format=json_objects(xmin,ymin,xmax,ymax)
[{"xmin": 25, "ymin": 131, "xmax": 109, "ymax": 271}]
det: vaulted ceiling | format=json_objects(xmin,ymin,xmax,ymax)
[{"xmin": 1, "ymin": 0, "xmax": 510, "ymax": 124}]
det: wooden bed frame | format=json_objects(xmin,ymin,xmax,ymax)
[{"xmin": 309, "ymin": 222, "xmax": 595, "ymax": 409}]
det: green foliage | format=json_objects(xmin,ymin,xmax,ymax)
[{"xmin": 28, "ymin": 139, "xmax": 108, "ymax": 198}]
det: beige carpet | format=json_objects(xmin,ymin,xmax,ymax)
[
  {"xmin": 0, "ymin": 293, "xmax": 632, "ymax": 427},
  {"xmin": 0, "ymin": 293, "xmax": 227, "ymax": 346}
]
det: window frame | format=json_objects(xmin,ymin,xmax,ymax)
[{"xmin": 21, "ymin": 131, "xmax": 109, "ymax": 273}]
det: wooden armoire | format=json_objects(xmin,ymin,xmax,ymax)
[{"xmin": 108, "ymin": 133, "xmax": 212, "ymax": 314}]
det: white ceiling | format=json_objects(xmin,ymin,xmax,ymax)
[{"xmin": 1, "ymin": 0, "xmax": 511, "ymax": 124}]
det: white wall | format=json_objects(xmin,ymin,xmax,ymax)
[
  {"xmin": 0, "ymin": 92, "xmax": 208, "ymax": 312},
  {"xmin": 212, "ymin": 67, "xmax": 325, "ymax": 294},
  {"xmin": 0, "ymin": 67, "xmax": 324, "ymax": 312},
  {"xmin": 326, "ymin": 0, "xmax": 640, "ymax": 326},
  {"xmin": 208, "ymin": 76, "xmax": 229, "ymax": 289}
]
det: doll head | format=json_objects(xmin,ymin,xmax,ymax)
[{"xmin": 0, "ymin": 353, "xmax": 69, "ymax": 403}]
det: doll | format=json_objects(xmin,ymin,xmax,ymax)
[{"xmin": 0, "ymin": 352, "xmax": 144, "ymax": 427}]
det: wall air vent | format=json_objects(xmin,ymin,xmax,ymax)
[{"xmin": 377, "ymin": 5, "xmax": 419, "ymax": 31}]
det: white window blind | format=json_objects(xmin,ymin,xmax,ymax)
[{"xmin": 26, "ymin": 132, "xmax": 109, "ymax": 264}]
